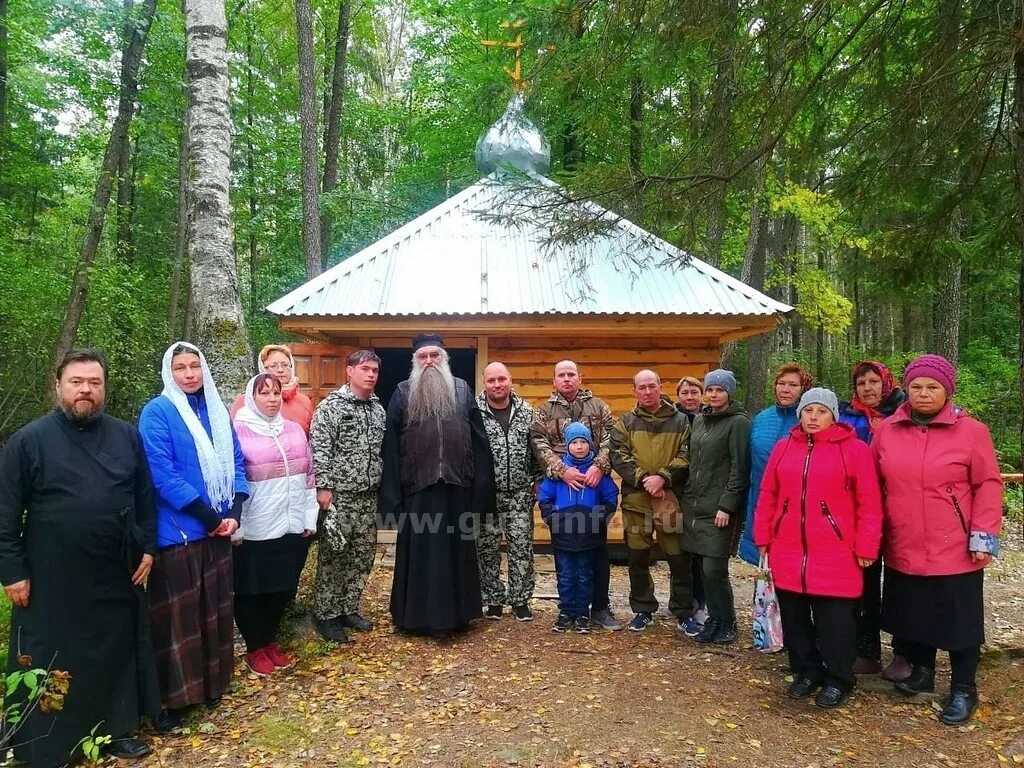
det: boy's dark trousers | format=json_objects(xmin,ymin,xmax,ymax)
[
  {"xmin": 777, "ymin": 588, "xmax": 858, "ymax": 690},
  {"xmin": 555, "ymin": 547, "xmax": 601, "ymax": 617}
]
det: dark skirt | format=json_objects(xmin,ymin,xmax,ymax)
[
  {"xmin": 233, "ymin": 533, "xmax": 311, "ymax": 595},
  {"xmin": 881, "ymin": 567, "xmax": 985, "ymax": 650},
  {"xmin": 150, "ymin": 538, "xmax": 234, "ymax": 708},
  {"xmin": 390, "ymin": 482, "xmax": 483, "ymax": 635}
]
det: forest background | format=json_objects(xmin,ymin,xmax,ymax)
[{"xmin": 1, "ymin": 0, "xmax": 1022, "ymax": 472}]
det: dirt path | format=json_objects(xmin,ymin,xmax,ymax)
[{"xmin": 136, "ymin": 532, "xmax": 1024, "ymax": 768}]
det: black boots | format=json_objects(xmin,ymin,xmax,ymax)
[
  {"xmin": 893, "ymin": 665, "xmax": 935, "ymax": 695},
  {"xmin": 940, "ymin": 685, "xmax": 979, "ymax": 726}
]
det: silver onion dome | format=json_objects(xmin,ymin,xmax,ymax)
[{"xmin": 475, "ymin": 94, "xmax": 551, "ymax": 176}]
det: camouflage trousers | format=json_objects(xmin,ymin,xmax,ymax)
[
  {"xmin": 313, "ymin": 489, "xmax": 378, "ymax": 620},
  {"xmin": 477, "ymin": 487, "xmax": 536, "ymax": 608}
]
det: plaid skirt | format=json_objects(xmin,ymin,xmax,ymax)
[{"xmin": 150, "ymin": 537, "xmax": 234, "ymax": 708}]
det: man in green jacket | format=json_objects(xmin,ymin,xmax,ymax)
[{"xmin": 611, "ymin": 369, "xmax": 696, "ymax": 633}]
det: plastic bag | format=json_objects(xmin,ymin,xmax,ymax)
[{"xmin": 752, "ymin": 554, "xmax": 784, "ymax": 652}]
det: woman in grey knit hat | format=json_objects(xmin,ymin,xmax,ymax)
[{"xmin": 681, "ymin": 369, "xmax": 751, "ymax": 644}]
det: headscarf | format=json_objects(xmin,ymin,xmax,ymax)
[
  {"xmin": 258, "ymin": 344, "xmax": 300, "ymax": 401},
  {"xmin": 160, "ymin": 341, "xmax": 235, "ymax": 510},
  {"xmin": 234, "ymin": 374, "xmax": 285, "ymax": 438},
  {"xmin": 848, "ymin": 360, "xmax": 896, "ymax": 435}
]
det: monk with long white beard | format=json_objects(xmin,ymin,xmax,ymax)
[{"xmin": 379, "ymin": 334, "xmax": 495, "ymax": 637}]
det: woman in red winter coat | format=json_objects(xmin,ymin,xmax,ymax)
[
  {"xmin": 754, "ymin": 387, "xmax": 882, "ymax": 710},
  {"xmin": 872, "ymin": 354, "xmax": 1002, "ymax": 726}
]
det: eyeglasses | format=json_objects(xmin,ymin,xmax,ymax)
[{"xmin": 265, "ymin": 362, "xmax": 293, "ymax": 371}]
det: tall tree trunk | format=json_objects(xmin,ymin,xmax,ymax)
[
  {"xmin": 184, "ymin": 0, "xmax": 251, "ymax": 391},
  {"xmin": 0, "ymin": 0, "xmax": 8, "ymax": 171},
  {"xmin": 931, "ymin": 0, "xmax": 964, "ymax": 363},
  {"xmin": 1014, "ymin": 5, "xmax": 1024, "ymax": 472},
  {"xmin": 320, "ymin": 0, "xmax": 351, "ymax": 264},
  {"xmin": 168, "ymin": 104, "xmax": 189, "ymax": 335},
  {"xmin": 560, "ymin": 3, "xmax": 586, "ymax": 172},
  {"xmin": 295, "ymin": 0, "xmax": 323, "ymax": 278},
  {"xmin": 629, "ymin": 75, "xmax": 643, "ymax": 176},
  {"xmin": 701, "ymin": 0, "xmax": 738, "ymax": 267},
  {"xmin": 115, "ymin": 133, "xmax": 137, "ymax": 261},
  {"xmin": 245, "ymin": 20, "xmax": 258, "ymax": 319},
  {"xmin": 741, "ymin": 156, "xmax": 771, "ymax": 414},
  {"xmin": 51, "ymin": 0, "xmax": 157, "ymax": 370}
]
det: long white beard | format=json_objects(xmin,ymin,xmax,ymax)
[{"xmin": 407, "ymin": 361, "xmax": 457, "ymax": 422}]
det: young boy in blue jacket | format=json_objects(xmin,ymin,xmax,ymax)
[{"xmin": 537, "ymin": 422, "xmax": 620, "ymax": 633}]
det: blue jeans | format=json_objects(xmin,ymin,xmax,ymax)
[{"xmin": 554, "ymin": 548, "xmax": 600, "ymax": 617}]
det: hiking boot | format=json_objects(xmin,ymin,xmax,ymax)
[
  {"xmin": 551, "ymin": 613, "xmax": 572, "ymax": 633},
  {"xmin": 108, "ymin": 737, "xmax": 151, "ymax": 759},
  {"xmin": 343, "ymin": 613, "xmax": 374, "ymax": 632},
  {"xmin": 512, "ymin": 604, "xmax": 533, "ymax": 622},
  {"xmin": 265, "ymin": 642, "xmax": 293, "ymax": 668},
  {"xmin": 590, "ymin": 608, "xmax": 623, "ymax": 631},
  {"xmin": 313, "ymin": 616, "xmax": 352, "ymax": 643},
  {"xmin": 484, "ymin": 605, "xmax": 503, "ymax": 620},
  {"xmin": 940, "ymin": 685, "xmax": 979, "ymax": 725},
  {"xmin": 153, "ymin": 708, "xmax": 183, "ymax": 734},
  {"xmin": 711, "ymin": 619, "xmax": 738, "ymax": 644},
  {"xmin": 893, "ymin": 665, "xmax": 935, "ymax": 696},
  {"xmin": 573, "ymin": 616, "xmax": 591, "ymax": 634},
  {"xmin": 787, "ymin": 677, "xmax": 821, "ymax": 700},
  {"xmin": 853, "ymin": 657, "xmax": 882, "ymax": 675},
  {"xmin": 693, "ymin": 616, "xmax": 722, "ymax": 644},
  {"xmin": 815, "ymin": 684, "xmax": 851, "ymax": 709},
  {"xmin": 677, "ymin": 615, "xmax": 703, "ymax": 637},
  {"xmin": 628, "ymin": 612, "xmax": 654, "ymax": 632},
  {"xmin": 881, "ymin": 654, "xmax": 912, "ymax": 682},
  {"xmin": 245, "ymin": 647, "xmax": 275, "ymax": 676}
]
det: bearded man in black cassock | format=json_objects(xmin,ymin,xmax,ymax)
[
  {"xmin": 380, "ymin": 334, "xmax": 495, "ymax": 637},
  {"xmin": 0, "ymin": 349, "xmax": 160, "ymax": 766}
]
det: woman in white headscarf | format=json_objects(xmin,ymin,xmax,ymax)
[
  {"xmin": 138, "ymin": 342, "xmax": 248, "ymax": 731},
  {"xmin": 231, "ymin": 373, "xmax": 318, "ymax": 676},
  {"xmin": 230, "ymin": 344, "xmax": 314, "ymax": 435}
]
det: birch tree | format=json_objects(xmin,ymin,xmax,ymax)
[{"xmin": 184, "ymin": 0, "xmax": 251, "ymax": 391}]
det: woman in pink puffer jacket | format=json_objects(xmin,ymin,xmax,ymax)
[
  {"xmin": 754, "ymin": 387, "xmax": 883, "ymax": 710},
  {"xmin": 872, "ymin": 354, "xmax": 1002, "ymax": 727}
]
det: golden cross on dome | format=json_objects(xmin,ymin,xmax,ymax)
[{"xmin": 481, "ymin": 20, "xmax": 527, "ymax": 92}]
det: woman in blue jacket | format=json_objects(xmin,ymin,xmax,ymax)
[
  {"xmin": 537, "ymin": 422, "xmax": 619, "ymax": 634},
  {"xmin": 738, "ymin": 363, "xmax": 812, "ymax": 566},
  {"xmin": 139, "ymin": 342, "xmax": 248, "ymax": 730},
  {"xmin": 838, "ymin": 359, "xmax": 907, "ymax": 679}
]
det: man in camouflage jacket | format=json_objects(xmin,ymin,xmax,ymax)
[
  {"xmin": 476, "ymin": 363, "xmax": 539, "ymax": 621},
  {"xmin": 529, "ymin": 359, "xmax": 621, "ymax": 630},
  {"xmin": 309, "ymin": 350, "xmax": 386, "ymax": 643}
]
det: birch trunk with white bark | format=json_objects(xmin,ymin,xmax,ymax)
[{"xmin": 184, "ymin": 0, "xmax": 251, "ymax": 392}]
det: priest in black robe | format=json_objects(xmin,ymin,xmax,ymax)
[
  {"xmin": 0, "ymin": 349, "xmax": 160, "ymax": 766},
  {"xmin": 380, "ymin": 334, "xmax": 495, "ymax": 637}
]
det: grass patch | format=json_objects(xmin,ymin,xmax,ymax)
[{"xmin": 246, "ymin": 713, "xmax": 311, "ymax": 754}]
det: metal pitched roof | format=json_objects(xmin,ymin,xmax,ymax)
[{"xmin": 266, "ymin": 175, "xmax": 793, "ymax": 318}]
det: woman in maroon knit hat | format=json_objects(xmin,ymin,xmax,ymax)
[{"xmin": 871, "ymin": 354, "xmax": 1002, "ymax": 725}]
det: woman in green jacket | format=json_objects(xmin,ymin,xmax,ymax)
[{"xmin": 682, "ymin": 369, "xmax": 751, "ymax": 644}]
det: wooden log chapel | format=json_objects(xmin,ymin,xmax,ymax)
[{"xmin": 267, "ymin": 96, "xmax": 792, "ymax": 543}]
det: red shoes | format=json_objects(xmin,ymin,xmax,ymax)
[
  {"xmin": 245, "ymin": 647, "xmax": 275, "ymax": 676},
  {"xmin": 246, "ymin": 643, "xmax": 292, "ymax": 675},
  {"xmin": 265, "ymin": 642, "xmax": 293, "ymax": 669}
]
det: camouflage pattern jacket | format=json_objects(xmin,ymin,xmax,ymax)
[
  {"xmin": 476, "ymin": 390, "xmax": 540, "ymax": 493},
  {"xmin": 310, "ymin": 384, "xmax": 386, "ymax": 494},
  {"xmin": 529, "ymin": 389, "xmax": 614, "ymax": 479}
]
